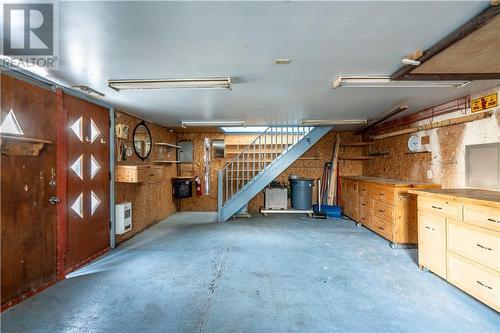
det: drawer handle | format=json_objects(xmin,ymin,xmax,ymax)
[
  {"xmin": 425, "ymin": 226, "xmax": 435, "ymax": 231},
  {"xmin": 476, "ymin": 280, "xmax": 493, "ymax": 290},
  {"xmin": 431, "ymin": 206, "xmax": 443, "ymax": 210},
  {"xmin": 487, "ymin": 218, "xmax": 500, "ymax": 223},
  {"xmin": 379, "ymin": 209, "xmax": 385, "ymax": 213},
  {"xmin": 361, "ymin": 203, "xmax": 366, "ymax": 206},
  {"xmin": 378, "ymin": 226, "xmax": 385, "ymax": 230},
  {"xmin": 476, "ymin": 243, "xmax": 493, "ymax": 251},
  {"xmin": 379, "ymin": 193, "xmax": 385, "ymax": 196}
]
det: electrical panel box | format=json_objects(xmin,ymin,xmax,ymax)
[
  {"xmin": 115, "ymin": 202, "xmax": 132, "ymax": 235},
  {"xmin": 177, "ymin": 140, "xmax": 193, "ymax": 163},
  {"xmin": 264, "ymin": 187, "xmax": 288, "ymax": 210}
]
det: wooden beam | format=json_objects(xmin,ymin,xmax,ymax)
[
  {"xmin": 370, "ymin": 110, "xmax": 494, "ymax": 140},
  {"xmin": 391, "ymin": 5, "xmax": 500, "ymax": 81}
]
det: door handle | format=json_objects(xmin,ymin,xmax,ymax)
[
  {"xmin": 49, "ymin": 196, "xmax": 61, "ymax": 205},
  {"xmin": 476, "ymin": 280, "xmax": 493, "ymax": 290},
  {"xmin": 476, "ymin": 243, "xmax": 493, "ymax": 251}
]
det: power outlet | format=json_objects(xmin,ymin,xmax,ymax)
[{"xmin": 427, "ymin": 170, "xmax": 433, "ymax": 179}]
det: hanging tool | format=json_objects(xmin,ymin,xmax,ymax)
[{"xmin": 327, "ymin": 134, "xmax": 340, "ymax": 206}]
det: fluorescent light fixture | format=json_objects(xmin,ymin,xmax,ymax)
[
  {"xmin": 274, "ymin": 58, "xmax": 291, "ymax": 65},
  {"xmin": 72, "ymin": 85, "xmax": 105, "ymax": 97},
  {"xmin": 221, "ymin": 126, "xmax": 269, "ymax": 133},
  {"xmin": 402, "ymin": 58, "xmax": 421, "ymax": 66},
  {"xmin": 108, "ymin": 77, "xmax": 231, "ymax": 91},
  {"xmin": 181, "ymin": 121, "xmax": 245, "ymax": 128},
  {"xmin": 332, "ymin": 76, "xmax": 469, "ymax": 89},
  {"xmin": 299, "ymin": 119, "xmax": 368, "ymax": 126}
]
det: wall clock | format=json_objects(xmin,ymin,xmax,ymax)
[{"xmin": 407, "ymin": 135, "xmax": 420, "ymax": 152}]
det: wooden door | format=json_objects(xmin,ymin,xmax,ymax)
[
  {"xmin": 64, "ymin": 95, "xmax": 110, "ymax": 272},
  {"xmin": 418, "ymin": 212, "xmax": 447, "ymax": 278},
  {"xmin": 1, "ymin": 75, "xmax": 58, "ymax": 305}
]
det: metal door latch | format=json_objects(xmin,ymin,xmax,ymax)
[{"xmin": 49, "ymin": 196, "xmax": 61, "ymax": 205}]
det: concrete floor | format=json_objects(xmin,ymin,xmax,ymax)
[{"xmin": 2, "ymin": 212, "xmax": 499, "ymax": 332}]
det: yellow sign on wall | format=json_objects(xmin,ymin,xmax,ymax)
[{"xmin": 471, "ymin": 93, "xmax": 498, "ymax": 113}]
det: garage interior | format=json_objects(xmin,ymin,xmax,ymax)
[{"xmin": 1, "ymin": 1, "xmax": 499, "ymax": 332}]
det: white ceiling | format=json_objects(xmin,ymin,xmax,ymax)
[{"xmin": 41, "ymin": 1, "xmax": 499, "ymax": 127}]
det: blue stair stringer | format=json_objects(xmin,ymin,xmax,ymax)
[{"xmin": 217, "ymin": 126, "xmax": 332, "ymax": 221}]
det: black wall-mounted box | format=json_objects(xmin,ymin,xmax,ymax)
[{"xmin": 172, "ymin": 180, "xmax": 193, "ymax": 199}]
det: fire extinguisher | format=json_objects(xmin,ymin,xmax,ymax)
[{"xmin": 194, "ymin": 176, "xmax": 202, "ymax": 196}]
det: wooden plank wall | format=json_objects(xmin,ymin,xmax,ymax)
[
  {"xmin": 114, "ymin": 111, "xmax": 177, "ymax": 244},
  {"xmin": 176, "ymin": 131, "xmax": 363, "ymax": 212}
]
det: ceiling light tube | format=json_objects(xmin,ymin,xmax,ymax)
[
  {"xmin": 401, "ymin": 58, "xmax": 421, "ymax": 66},
  {"xmin": 108, "ymin": 77, "xmax": 231, "ymax": 91},
  {"xmin": 299, "ymin": 119, "xmax": 368, "ymax": 126},
  {"xmin": 181, "ymin": 121, "xmax": 245, "ymax": 128},
  {"xmin": 332, "ymin": 76, "xmax": 468, "ymax": 89},
  {"xmin": 72, "ymin": 85, "xmax": 105, "ymax": 97}
]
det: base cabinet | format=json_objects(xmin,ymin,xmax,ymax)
[
  {"xmin": 418, "ymin": 213, "xmax": 447, "ymax": 279},
  {"xmin": 339, "ymin": 177, "xmax": 439, "ymax": 245},
  {"xmin": 413, "ymin": 189, "xmax": 500, "ymax": 312}
]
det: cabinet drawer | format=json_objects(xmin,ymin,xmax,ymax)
[
  {"xmin": 358, "ymin": 183, "xmax": 372, "ymax": 198},
  {"xmin": 374, "ymin": 201, "xmax": 395, "ymax": 223},
  {"xmin": 418, "ymin": 197, "xmax": 462, "ymax": 220},
  {"xmin": 418, "ymin": 213, "xmax": 447, "ymax": 278},
  {"xmin": 463, "ymin": 204, "xmax": 500, "ymax": 232},
  {"xmin": 373, "ymin": 217, "xmax": 394, "ymax": 241},
  {"xmin": 372, "ymin": 186, "xmax": 395, "ymax": 204},
  {"xmin": 115, "ymin": 165, "xmax": 162, "ymax": 183},
  {"xmin": 447, "ymin": 252, "xmax": 500, "ymax": 312},
  {"xmin": 359, "ymin": 196, "xmax": 374, "ymax": 213},
  {"xmin": 447, "ymin": 219, "xmax": 500, "ymax": 271},
  {"xmin": 359, "ymin": 210, "xmax": 373, "ymax": 228},
  {"xmin": 137, "ymin": 167, "xmax": 162, "ymax": 182}
]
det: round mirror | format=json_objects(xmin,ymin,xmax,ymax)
[{"xmin": 133, "ymin": 122, "xmax": 152, "ymax": 160}]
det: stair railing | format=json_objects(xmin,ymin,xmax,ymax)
[{"xmin": 218, "ymin": 126, "xmax": 313, "ymax": 207}]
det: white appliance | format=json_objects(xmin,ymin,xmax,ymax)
[
  {"xmin": 115, "ymin": 202, "xmax": 132, "ymax": 235},
  {"xmin": 264, "ymin": 187, "xmax": 288, "ymax": 210}
]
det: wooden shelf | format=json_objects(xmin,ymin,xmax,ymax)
[
  {"xmin": 405, "ymin": 151, "xmax": 431, "ymax": 155},
  {"xmin": 153, "ymin": 160, "xmax": 181, "ymax": 164},
  {"xmin": 339, "ymin": 156, "xmax": 375, "ymax": 160},
  {"xmin": 1, "ymin": 134, "xmax": 52, "ymax": 156},
  {"xmin": 0, "ymin": 134, "xmax": 52, "ymax": 144},
  {"xmin": 172, "ymin": 176, "xmax": 194, "ymax": 180},
  {"xmin": 154, "ymin": 143, "xmax": 181, "ymax": 148},
  {"xmin": 367, "ymin": 151, "xmax": 390, "ymax": 157},
  {"xmin": 298, "ymin": 156, "xmax": 321, "ymax": 160},
  {"xmin": 340, "ymin": 142, "xmax": 374, "ymax": 147}
]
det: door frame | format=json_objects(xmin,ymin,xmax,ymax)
[
  {"xmin": 0, "ymin": 68, "xmax": 116, "ymax": 310},
  {"xmin": 55, "ymin": 88, "xmax": 68, "ymax": 279}
]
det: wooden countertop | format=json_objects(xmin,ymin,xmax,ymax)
[
  {"xmin": 408, "ymin": 188, "xmax": 500, "ymax": 208},
  {"xmin": 340, "ymin": 176, "xmax": 440, "ymax": 188}
]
